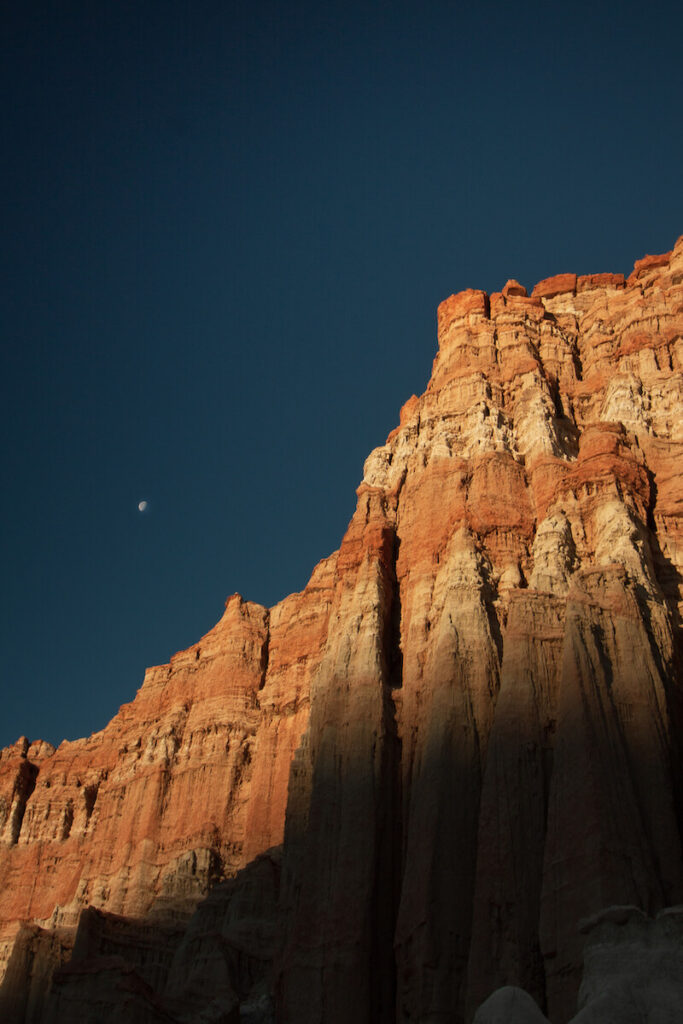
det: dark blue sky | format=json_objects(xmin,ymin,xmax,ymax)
[{"xmin": 2, "ymin": 0, "xmax": 682, "ymax": 748}]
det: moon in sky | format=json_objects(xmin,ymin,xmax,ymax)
[{"xmin": 138, "ymin": 500, "xmax": 148, "ymax": 512}]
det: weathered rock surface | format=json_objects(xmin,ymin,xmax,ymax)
[
  {"xmin": 472, "ymin": 986, "xmax": 550, "ymax": 1024},
  {"xmin": 477, "ymin": 905, "xmax": 683, "ymax": 1024},
  {"xmin": 1, "ymin": 236, "xmax": 682, "ymax": 1022},
  {"xmin": 570, "ymin": 905, "xmax": 683, "ymax": 1023},
  {"xmin": 0, "ymin": 568, "xmax": 337, "ymax": 1020}
]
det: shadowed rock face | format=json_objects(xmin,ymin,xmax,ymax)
[{"xmin": 1, "ymin": 237, "xmax": 682, "ymax": 1023}]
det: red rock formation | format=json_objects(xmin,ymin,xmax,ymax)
[
  {"xmin": 1, "ymin": 236, "xmax": 682, "ymax": 1023},
  {"xmin": 0, "ymin": 575, "xmax": 337, "ymax": 1018},
  {"xmin": 281, "ymin": 233, "xmax": 683, "ymax": 1024}
]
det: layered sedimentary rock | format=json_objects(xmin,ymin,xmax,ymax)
[
  {"xmin": 1, "ymin": 236, "xmax": 682, "ymax": 1023},
  {"xmin": 0, "ymin": 567, "xmax": 338, "ymax": 1019}
]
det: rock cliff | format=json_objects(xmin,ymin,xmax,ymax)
[{"xmin": 1, "ymin": 237, "xmax": 682, "ymax": 1023}]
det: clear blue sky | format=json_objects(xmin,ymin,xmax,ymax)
[{"xmin": 2, "ymin": 0, "xmax": 682, "ymax": 747}]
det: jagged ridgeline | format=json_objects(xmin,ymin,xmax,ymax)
[{"xmin": 1, "ymin": 239, "xmax": 682, "ymax": 1024}]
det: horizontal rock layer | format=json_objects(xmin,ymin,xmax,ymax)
[{"xmin": 1, "ymin": 236, "xmax": 682, "ymax": 1023}]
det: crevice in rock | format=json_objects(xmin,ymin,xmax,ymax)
[
  {"xmin": 83, "ymin": 784, "xmax": 99, "ymax": 828},
  {"xmin": 8, "ymin": 759, "xmax": 38, "ymax": 845},
  {"xmin": 376, "ymin": 529, "xmax": 404, "ymax": 1024},
  {"xmin": 388, "ymin": 535, "xmax": 404, "ymax": 691},
  {"xmin": 478, "ymin": 553, "xmax": 504, "ymax": 669},
  {"xmin": 572, "ymin": 344, "xmax": 584, "ymax": 381},
  {"xmin": 258, "ymin": 610, "xmax": 271, "ymax": 691},
  {"xmin": 644, "ymin": 469, "xmax": 683, "ymax": 622},
  {"xmin": 61, "ymin": 801, "xmax": 74, "ymax": 841}
]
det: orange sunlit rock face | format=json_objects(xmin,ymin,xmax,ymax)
[{"xmin": 1, "ymin": 236, "xmax": 682, "ymax": 1023}]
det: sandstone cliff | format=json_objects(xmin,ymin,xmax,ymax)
[{"xmin": 1, "ymin": 237, "xmax": 682, "ymax": 1023}]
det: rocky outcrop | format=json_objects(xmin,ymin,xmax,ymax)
[
  {"xmin": 479, "ymin": 904, "xmax": 683, "ymax": 1024},
  {"xmin": 42, "ymin": 850, "xmax": 281, "ymax": 1023},
  {"xmin": 473, "ymin": 986, "xmax": 550, "ymax": 1024},
  {"xmin": 1, "ymin": 236, "xmax": 682, "ymax": 1022},
  {"xmin": 571, "ymin": 904, "xmax": 683, "ymax": 1022},
  {"xmin": 0, "ymin": 569, "xmax": 337, "ymax": 1019}
]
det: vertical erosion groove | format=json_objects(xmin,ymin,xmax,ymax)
[
  {"xmin": 258, "ymin": 611, "xmax": 271, "ymax": 691},
  {"xmin": 278, "ymin": 509, "xmax": 403, "ymax": 1024},
  {"xmin": 9, "ymin": 760, "xmax": 38, "ymax": 845},
  {"xmin": 372, "ymin": 527, "xmax": 403, "ymax": 1024}
]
